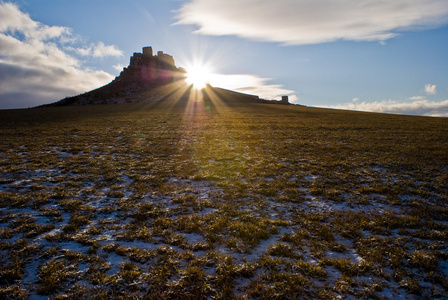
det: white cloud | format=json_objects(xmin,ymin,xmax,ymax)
[
  {"xmin": 113, "ymin": 64, "xmax": 125, "ymax": 72},
  {"xmin": 328, "ymin": 98, "xmax": 448, "ymax": 117},
  {"xmin": 425, "ymin": 84, "xmax": 437, "ymax": 95},
  {"xmin": 0, "ymin": 2, "xmax": 71, "ymax": 39},
  {"xmin": 409, "ymin": 96, "xmax": 425, "ymax": 101},
  {"xmin": 76, "ymin": 42, "xmax": 123, "ymax": 58},
  {"xmin": 209, "ymin": 73, "xmax": 298, "ymax": 102},
  {"xmin": 0, "ymin": 2, "xmax": 122, "ymax": 109},
  {"xmin": 175, "ymin": 0, "xmax": 448, "ymax": 45}
]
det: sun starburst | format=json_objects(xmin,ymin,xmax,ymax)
[{"xmin": 185, "ymin": 64, "xmax": 212, "ymax": 90}]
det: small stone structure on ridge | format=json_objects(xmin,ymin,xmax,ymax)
[{"xmin": 281, "ymin": 96, "xmax": 289, "ymax": 104}]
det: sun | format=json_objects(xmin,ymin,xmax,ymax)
[{"xmin": 185, "ymin": 64, "xmax": 212, "ymax": 90}]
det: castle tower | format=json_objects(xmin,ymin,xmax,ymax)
[
  {"xmin": 281, "ymin": 96, "xmax": 289, "ymax": 104},
  {"xmin": 143, "ymin": 46, "xmax": 153, "ymax": 57},
  {"xmin": 157, "ymin": 51, "xmax": 175, "ymax": 66}
]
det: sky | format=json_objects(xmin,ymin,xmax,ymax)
[{"xmin": 1, "ymin": 0, "xmax": 448, "ymax": 117}]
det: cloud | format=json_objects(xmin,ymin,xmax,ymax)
[
  {"xmin": 425, "ymin": 84, "xmax": 437, "ymax": 95},
  {"xmin": 0, "ymin": 2, "xmax": 121, "ymax": 109},
  {"xmin": 75, "ymin": 42, "xmax": 123, "ymax": 58},
  {"xmin": 327, "ymin": 98, "xmax": 448, "ymax": 117},
  {"xmin": 175, "ymin": 0, "xmax": 448, "ymax": 45},
  {"xmin": 0, "ymin": 2, "xmax": 71, "ymax": 40},
  {"xmin": 209, "ymin": 73, "xmax": 298, "ymax": 102},
  {"xmin": 113, "ymin": 64, "xmax": 125, "ymax": 72},
  {"xmin": 409, "ymin": 96, "xmax": 425, "ymax": 101}
]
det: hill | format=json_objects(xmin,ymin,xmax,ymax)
[
  {"xmin": 46, "ymin": 46, "xmax": 289, "ymax": 107},
  {"xmin": 0, "ymin": 98, "xmax": 447, "ymax": 298}
]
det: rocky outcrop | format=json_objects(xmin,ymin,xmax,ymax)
[{"xmin": 48, "ymin": 47, "xmax": 185, "ymax": 106}]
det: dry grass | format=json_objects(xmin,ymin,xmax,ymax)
[{"xmin": 0, "ymin": 94, "xmax": 447, "ymax": 299}]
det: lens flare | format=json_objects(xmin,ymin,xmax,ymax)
[{"xmin": 185, "ymin": 64, "xmax": 211, "ymax": 90}]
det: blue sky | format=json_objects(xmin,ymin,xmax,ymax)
[{"xmin": 1, "ymin": 0, "xmax": 448, "ymax": 116}]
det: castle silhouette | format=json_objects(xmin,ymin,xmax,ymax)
[{"xmin": 117, "ymin": 46, "xmax": 180, "ymax": 85}]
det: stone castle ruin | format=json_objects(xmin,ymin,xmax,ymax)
[{"xmin": 116, "ymin": 46, "xmax": 182, "ymax": 86}]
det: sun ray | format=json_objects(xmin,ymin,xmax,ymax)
[{"xmin": 185, "ymin": 64, "xmax": 212, "ymax": 90}]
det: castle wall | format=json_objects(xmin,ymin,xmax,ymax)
[{"xmin": 157, "ymin": 51, "xmax": 175, "ymax": 66}]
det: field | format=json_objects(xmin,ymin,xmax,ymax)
[{"xmin": 1, "ymin": 93, "xmax": 447, "ymax": 299}]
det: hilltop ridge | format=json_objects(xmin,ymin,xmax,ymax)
[{"xmin": 46, "ymin": 46, "xmax": 290, "ymax": 107}]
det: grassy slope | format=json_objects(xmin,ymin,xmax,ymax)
[{"xmin": 0, "ymin": 96, "xmax": 447, "ymax": 299}]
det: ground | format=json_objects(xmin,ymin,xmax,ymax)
[{"xmin": 0, "ymin": 98, "xmax": 447, "ymax": 299}]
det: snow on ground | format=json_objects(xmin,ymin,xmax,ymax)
[{"xmin": 0, "ymin": 152, "xmax": 447, "ymax": 298}]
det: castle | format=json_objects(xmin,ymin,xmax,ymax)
[{"xmin": 116, "ymin": 46, "xmax": 182, "ymax": 85}]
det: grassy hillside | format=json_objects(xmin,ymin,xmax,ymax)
[{"xmin": 1, "ymin": 96, "xmax": 447, "ymax": 299}]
